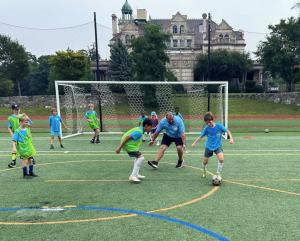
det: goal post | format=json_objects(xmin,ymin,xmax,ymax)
[{"xmin": 55, "ymin": 80, "xmax": 228, "ymax": 139}]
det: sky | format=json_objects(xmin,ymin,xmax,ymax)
[{"xmin": 0, "ymin": 0, "xmax": 298, "ymax": 59}]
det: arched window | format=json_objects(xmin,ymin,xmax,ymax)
[
  {"xmin": 173, "ymin": 25, "xmax": 178, "ymax": 34},
  {"xmin": 224, "ymin": 34, "xmax": 229, "ymax": 43},
  {"xmin": 180, "ymin": 25, "xmax": 184, "ymax": 34},
  {"xmin": 219, "ymin": 34, "xmax": 223, "ymax": 39},
  {"xmin": 125, "ymin": 35, "xmax": 130, "ymax": 44}
]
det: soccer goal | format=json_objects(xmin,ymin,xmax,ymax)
[{"xmin": 55, "ymin": 81, "xmax": 228, "ymax": 139}]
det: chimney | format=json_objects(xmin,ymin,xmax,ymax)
[{"xmin": 112, "ymin": 14, "xmax": 118, "ymax": 36}]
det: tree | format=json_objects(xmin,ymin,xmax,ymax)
[
  {"xmin": 109, "ymin": 40, "xmax": 133, "ymax": 82},
  {"xmin": 0, "ymin": 34, "xmax": 29, "ymax": 96},
  {"xmin": 131, "ymin": 24, "xmax": 170, "ymax": 107},
  {"xmin": 131, "ymin": 24, "xmax": 170, "ymax": 82},
  {"xmin": 24, "ymin": 55, "xmax": 51, "ymax": 96},
  {"xmin": 194, "ymin": 49, "xmax": 252, "ymax": 88},
  {"xmin": 256, "ymin": 17, "xmax": 300, "ymax": 92},
  {"xmin": 0, "ymin": 73, "xmax": 13, "ymax": 96},
  {"xmin": 48, "ymin": 49, "xmax": 91, "ymax": 94}
]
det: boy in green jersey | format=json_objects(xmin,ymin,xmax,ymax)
[
  {"xmin": 115, "ymin": 118, "xmax": 153, "ymax": 183},
  {"xmin": 84, "ymin": 103, "xmax": 101, "ymax": 144},
  {"xmin": 12, "ymin": 114, "xmax": 38, "ymax": 178},
  {"xmin": 8, "ymin": 104, "xmax": 34, "ymax": 168}
]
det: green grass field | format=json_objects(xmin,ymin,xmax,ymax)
[{"xmin": 0, "ymin": 132, "xmax": 299, "ymax": 241}]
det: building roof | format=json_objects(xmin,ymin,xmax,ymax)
[{"xmin": 121, "ymin": 0, "xmax": 133, "ymax": 14}]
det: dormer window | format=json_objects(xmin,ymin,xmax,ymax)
[{"xmin": 173, "ymin": 25, "xmax": 178, "ymax": 34}]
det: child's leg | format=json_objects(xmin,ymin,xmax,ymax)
[
  {"xmin": 95, "ymin": 128, "xmax": 100, "ymax": 143},
  {"xmin": 22, "ymin": 158, "xmax": 29, "ymax": 177},
  {"xmin": 216, "ymin": 152, "xmax": 224, "ymax": 176},
  {"xmin": 28, "ymin": 157, "xmax": 38, "ymax": 177},
  {"xmin": 58, "ymin": 136, "xmax": 64, "ymax": 148},
  {"xmin": 8, "ymin": 152, "xmax": 17, "ymax": 168},
  {"xmin": 202, "ymin": 157, "xmax": 209, "ymax": 177},
  {"xmin": 131, "ymin": 155, "xmax": 144, "ymax": 178},
  {"xmin": 50, "ymin": 136, "xmax": 54, "ymax": 149}
]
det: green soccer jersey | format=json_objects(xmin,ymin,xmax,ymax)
[
  {"xmin": 85, "ymin": 110, "xmax": 100, "ymax": 129},
  {"xmin": 121, "ymin": 127, "xmax": 143, "ymax": 152},
  {"xmin": 14, "ymin": 128, "xmax": 36, "ymax": 159},
  {"xmin": 8, "ymin": 114, "xmax": 20, "ymax": 132}
]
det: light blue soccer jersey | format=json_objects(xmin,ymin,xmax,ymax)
[
  {"xmin": 200, "ymin": 123, "xmax": 227, "ymax": 151},
  {"xmin": 155, "ymin": 116, "xmax": 185, "ymax": 138},
  {"xmin": 130, "ymin": 127, "xmax": 144, "ymax": 141},
  {"xmin": 49, "ymin": 115, "xmax": 62, "ymax": 132},
  {"xmin": 12, "ymin": 129, "xmax": 28, "ymax": 143}
]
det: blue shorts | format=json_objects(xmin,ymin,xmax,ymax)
[
  {"xmin": 161, "ymin": 133, "xmax": 183, "ymax": 147},
  {"xmin": 204, "ymin": 147, "xmax": 223, "ymax": 158},
  {"xmin": 51, "ymin": 131, "xmax": 61, "ymax": 137}
]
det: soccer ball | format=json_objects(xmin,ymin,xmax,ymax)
[
  {"xmin": 265, "ymin": 129, "xmax": 269, "ymax": 133},
  {"xmin": 212, "ymin": 175, "xmax": 222, "ymax": 186}
]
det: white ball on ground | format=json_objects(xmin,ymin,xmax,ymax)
[
  {"xmin": 212, "ymin": 175, "xmax": 222, "ymax": 186},
  {"xmin": 265, "ymin": 129, "xmax": 269, "ymax": 133}
]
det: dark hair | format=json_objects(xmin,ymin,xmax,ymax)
[
  {"xmin": 204, "ymin": 112, "xmax": 214, "ymax": 122},
  {"xmin": 143, "ymin": 118, "xmax": 153, "ymax": 127}
]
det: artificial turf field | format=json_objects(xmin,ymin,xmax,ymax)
[{"xmin": 0, "ymin": 132, "xmax": 299, "ymax": 241}]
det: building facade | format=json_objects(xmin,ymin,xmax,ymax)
[{"xmin": 110, "ymin": 0, "xmax": 253, "ymax": 83}]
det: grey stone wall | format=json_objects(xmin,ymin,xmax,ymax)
[{"xmin": 0, "ymin": 96, "xmax": 57, "ymax": 108}]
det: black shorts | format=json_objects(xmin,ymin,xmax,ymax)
[
  {"xmin": 127, "ymin": 151, "xmax": 142, "ymax": 158},
  {"xmin": 204, "ymin": 147, "xmax": 223, "ymax": 158},
  {"xmin": 161, "ymin": 133, "xmax": 183, "ymax": 147}
]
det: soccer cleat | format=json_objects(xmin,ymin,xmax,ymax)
[
  {"xmin": 60, "ymin": 144, "xmax": 64, "ymax": 148},
  {"xmin": 95, "ymin": 139, "xmax": 101, "ymax": 144},
  {"xmin": 90, "ymin": 139, "xmax": 95, "ymax": 144},
  {"xmin": 50, "ymin": 144, "xmax": 54, "ymax": 149},
  {"xmin": 29, "ymin": 172, "xmax": 38, "ymax": 177},
  {"xmin": 175, "ymin": 159, "xmax": 184, "ymax": 168},
  {"xmin": 202, "ymin": 169, "xmax": 207, "ymax": 178},
  {"xmin": 129, "ymin": 175, "xmax": 141, "ymax": 183},
  {"xmin": 137, "ymin": 174, "xmax": 146, "ymax": 179},
  {"xmin": 147, "ymin": 160, "xmax": 158, "ymax": 169},
  {"xmin": 8, "ymin": 161, "xmax": 16, "ymax": 168}
]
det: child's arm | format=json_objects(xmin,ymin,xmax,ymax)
[
  {"xmin": 191, "ymin": 136, "xmax": 202, "ymax": 148},
  {"xmin": 227, "ymin": 129, "xmax": 234, "ymax": 144},
  {"xmin": 8, "ymin": 127, "xmax": 13, "ymax": 137},
  {"xmin": 115, "ymin": 136, "xmax": 131, "ymax": 154}
]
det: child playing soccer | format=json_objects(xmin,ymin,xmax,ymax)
[
  {"xmin": 7, "ymin": 104, "xmax": 33, "ymax": 168},
  {"xmin": 138, "ymin": 112, "xmax": 148, "ymax": 142},
  {"xmin": 49, "ymin": 108, "xmax": 66, "ymax": 149},
  {"xmin": 12, "ymin": 114, "xmax": 38, "ymax": 178},
  {"xmin": 115, "ymin": 118, "xmax": 153, "ymax": 183},
  {"xmin": 84, "ymin": 104, "xmax": 101, "ymax": 144},
  {"xmin": 191, "ymin": 112, "xmax": 234, "ymax": 178},
  {"xmin": 150, "ymin": 111, "xmax": 160, "ymax": 145}
]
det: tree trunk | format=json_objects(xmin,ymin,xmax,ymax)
[{"xmin": 17, "ymin": 79, "xmax": 22, "ymax": 96}]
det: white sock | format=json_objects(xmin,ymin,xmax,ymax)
[
  {"xmin": 202, "ymin": 163, "xmax": 207, "ymax": 170},
  {"xmin": 217, "ymin": 161, "xmax": 224, "ymax": 174},
  {"xmin": 131, "ymin": 156, "xmax": 144, "ymax": 177}
]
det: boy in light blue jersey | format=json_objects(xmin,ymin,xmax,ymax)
[
  {"xmin": 192, "ymin": 112, "xmax": 234, "ymax": 178},
  {"xmin": 49, "ymin": 108, "xmax": 66, "ymax": 149},
  {"xmin": 148, "ymin": 112, "xmax": 186, "ymax": 169}
]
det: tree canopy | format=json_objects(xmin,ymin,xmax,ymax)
[
  {"xmin": 0, "ymin": 34, "xmax": 29, "ymax": 96},
  {"xmin": 256, "ymin": 17, "xmax": 300, "ymax": 92},
  {"xmin": 194, "ymin": 49, "xmax": 252, "ymax": 85}
]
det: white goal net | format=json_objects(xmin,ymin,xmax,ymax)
[{"xmin": 55, "ymin": 81, "xmax": 228, "ymax": 138}]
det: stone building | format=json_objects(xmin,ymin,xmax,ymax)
[{"xmin": 110, "ymin": 0, "xmax": 262, "ymax": 84}]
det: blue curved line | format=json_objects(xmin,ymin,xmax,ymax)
[{"xmin": 0, "ymin": 206, "xmax": 230, "ymax": 241}]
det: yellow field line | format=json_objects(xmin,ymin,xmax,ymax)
[{"xmin": 223, "ymin": 180, "xmax": 300, "ymax": 196}]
